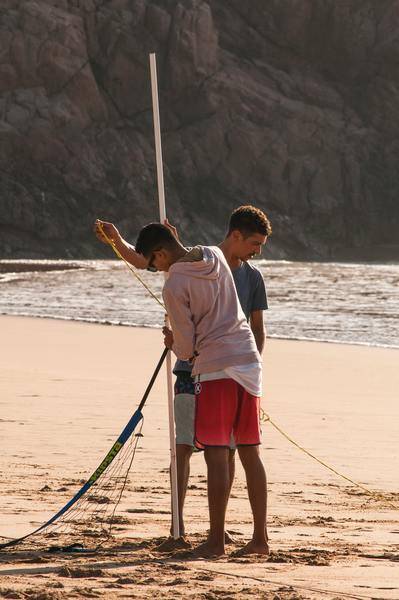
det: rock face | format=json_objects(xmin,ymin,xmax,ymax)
[{"xmin": 1, "ymin": 0, "xmax": 399, "ymax": 260}]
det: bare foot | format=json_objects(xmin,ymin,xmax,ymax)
[
  {"xmin": 155, "ymin": 536, "xmax": 191, "ymax": 553},
  {"xmin": 232, "ymin": 539, "xmax": 269, "ymax": 557},
  {"xmin": 179, "ymin": 540, "xmax": 225, "ymax": 559}
]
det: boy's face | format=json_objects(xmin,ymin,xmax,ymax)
[
  {"xmin": 147, "ymin": 248, "xmax": 173, "ymax": 272},
  {"xmin": 230, "ymin": 230, "xmax": 267, "ymax": 261}
]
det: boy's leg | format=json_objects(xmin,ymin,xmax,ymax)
[
  {"xmin": 175, "ymin": 443, "xmax": 194, "ymax": 536},
  {"xmin": 204, "ymin": 448, "xmax": 235, "ymax": 545},
  {"xmin": 228, "ymin": 448, "xmax": 236, "ymax": 493},
  {"xmin": 223, "ymin": 448, "xmax": 236, "ymax": 544},
  {"xmin": 234, "ymin": 387, "xmax": 269, "ymax": 554},
  {"xmin": 193, "ymin": 378, "xmax": 238, "ymax": 557},
  {"xmin": 173, "ymin": 373, "xmax": 196, "ymax": 536},
  {"xmin": 157, "ymin": 373, "xmax": 195, "ymax": 551},
  {"xmin": 237, "ymin": 445, "xmax": 269, "ymax": 554},
  {"xmin": 199, "ymin": 446, "xmax": 230, "ymax": 556}
]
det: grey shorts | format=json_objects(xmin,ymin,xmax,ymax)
[
  {"xmin": 174, "ymin": 372, "xmax": 236, "ymax": 449},
  {"xmin": 175, "ymin": 392, "xmax": 196, "ymax": 446},
  {"xmin": 174, "ymin": 372, "xmax": 196, "ymax": 446}
]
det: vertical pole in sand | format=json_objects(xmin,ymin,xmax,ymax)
[{"xmin": 149, "ymin": 53, "xmax": 180, "ymax": 540}]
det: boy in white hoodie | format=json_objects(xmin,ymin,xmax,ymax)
[
  {"xmin": 135, "ymin": 224, "xmax": 268, "ymax": 558},
  {"xmin": 95, "ymin": 206, "xmax": 271, "ymax": 551}
]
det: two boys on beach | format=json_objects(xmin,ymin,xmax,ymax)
[{"xmin": 95, "ymin": 206, "xmax": 271, "ymax": 557}]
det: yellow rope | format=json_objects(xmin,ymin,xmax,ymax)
[
  {"xmin": 260, "ymin": 408, "xmax": 397, "ymax": 511},
  {"xmin": 97, "ymin": 223, "xmax": 165, "ymax": 310},
  {"xmin": 96, "ymin": 221, "xmax": 397, "ymax": 512}
]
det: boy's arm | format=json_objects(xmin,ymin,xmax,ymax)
[
  {"xmin": 250, "ymin": 309, "xmax": 265, "ymax": 354},
  {"xmin": 94, "ymin": 219, "xmax": 148, "ymax": 269},
  {"xmin": 163, "ymin": 284, "xmax": 195, "ymax": 360},
  {"xmin": 249, "ymin": 269, "xmax": 268, "ymax": 354}
]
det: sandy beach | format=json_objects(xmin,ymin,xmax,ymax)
[{"xmin": 0, "ymin": 315, "xmax": 398, "ymax": 599}]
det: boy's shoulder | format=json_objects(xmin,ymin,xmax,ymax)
[{"xmin": 236, "ymin": 260, "xmax": 263, "ymax": 281}]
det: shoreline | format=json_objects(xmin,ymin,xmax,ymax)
[
  {"xmin": 2, "ymin": 256, "xmax": 399, "ymax": 268},
  {"xmin": 1, "ymin": 312, "xmax": 398, "ymax": 350},
  {"xmin": 1, "ymin": 259, "xmax": 398, "ymax": 349}
]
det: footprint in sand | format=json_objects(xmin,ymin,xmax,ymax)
[{"xmin": 57, "ymin": 566, "xmax": 105, "ymax": 578}]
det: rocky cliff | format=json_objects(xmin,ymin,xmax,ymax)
[{"xmin": 1, "ymin": 0, "xmax": 399, "ymax": 260}]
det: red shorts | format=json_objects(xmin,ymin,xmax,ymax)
[{"xmin": 194, "ymin": 378, "xmax": 261, "ymax": 449}]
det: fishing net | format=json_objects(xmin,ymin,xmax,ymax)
[
  {"xmin": 0, "ymin": 349, "xmax": 167, "ymax": 553},
  {"xmin": 0, "ymin": 420, "xmax": 143, "ymax": 553}
]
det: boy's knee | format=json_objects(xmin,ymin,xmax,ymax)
[
  {"xmin": 176, "ymin": 444, "xmax": 194, "ymax": 461},
  {"xmin": 204, "ymin": 447, "xmax": 230, "ymax": 466},
  {"xmin": 238, "ymin": 445, "xmax": 261, "ymax": 464}
]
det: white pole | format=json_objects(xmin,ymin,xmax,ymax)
[{"xmin": 149, "ymin": 53, "xmax": 180, "ymax": 540}]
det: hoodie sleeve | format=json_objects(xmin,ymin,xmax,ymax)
[{"xmin": 163, "ymin": 282, "xmax": 195, "ymax": 360}]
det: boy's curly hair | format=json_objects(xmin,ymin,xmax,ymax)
[{"xmin": 227, "ymin": 205, "xmax": 272, "ymax": 238}]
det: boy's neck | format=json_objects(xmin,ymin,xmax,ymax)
[
  {"xmin": 170, "ymin": 244, "xmax": 189, "ymax": 264},
  {"xmin": 219, "ymin": 238, "xmax": 241, "ymax": 270}
]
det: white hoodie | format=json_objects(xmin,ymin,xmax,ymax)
[{"xmin": 162, "ymin": 246, "xmax": 260, "ymax": 377}]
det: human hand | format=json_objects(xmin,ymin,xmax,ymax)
[
  {"xmin": 94, "ymin": 220, "xmax": 121, "ymax": 246},
  {"xmin": 162, "ymin": 326, "xmax": 174, "ymax": 349},
  {"xmin": 164, "ymin": 218, "xmax": 180, "ymax": 242}
]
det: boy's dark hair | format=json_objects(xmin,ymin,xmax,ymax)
[
  {"xmin": 227, "ymin": 205, "xmax": 272, "ymax": 238},
  {"xmin": 135, "ymin": 223, "xmax": 178, "ymax": 257}
]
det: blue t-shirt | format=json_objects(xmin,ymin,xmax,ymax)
[{"xmin": 173, "ymin": 260, "xmax": 268, "ymax": 373}]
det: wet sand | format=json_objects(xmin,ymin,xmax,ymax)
[{"xmin": 0, "ymin": 316, "xmax": 398, "ymax": 599}]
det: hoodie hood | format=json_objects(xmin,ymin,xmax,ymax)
[{"xmin": 169, "ymin": 246, "xmax": 221, "ymax": 280}]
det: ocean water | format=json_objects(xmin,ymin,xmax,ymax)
[{"xmin": 0, "ymin": 259, "xmax": 398, "ymax": 348}]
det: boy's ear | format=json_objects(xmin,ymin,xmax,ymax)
[
  {"xmin": 231, "ymin": 229, "xmax": 242, "ymax": 242},
  {"xmin": 154, "ymin": 248, "xmax": 168, "ymax": 261}
]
